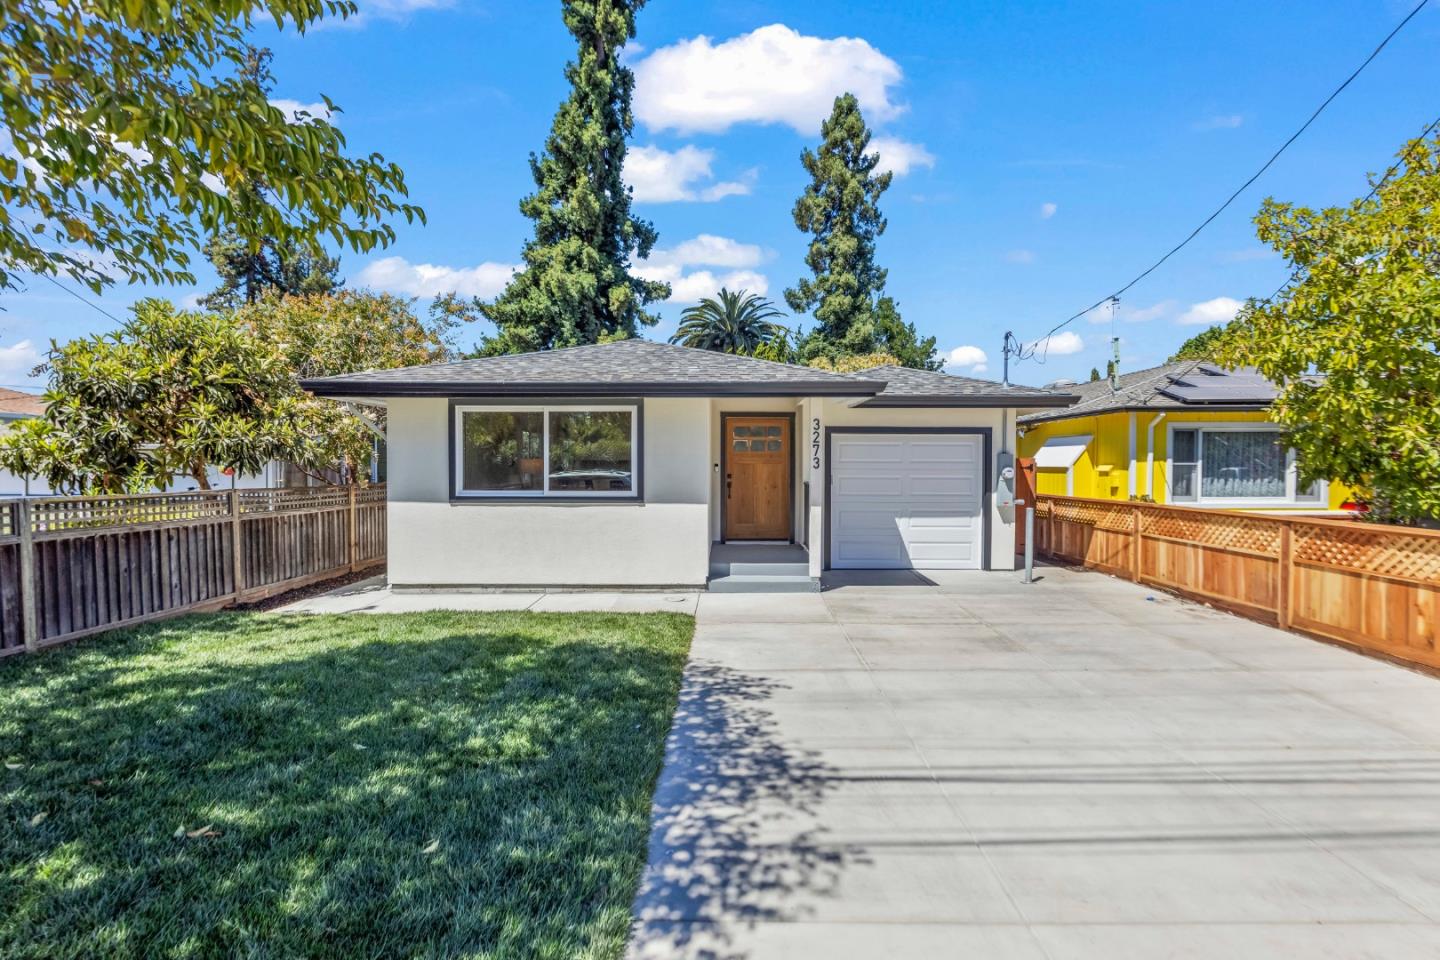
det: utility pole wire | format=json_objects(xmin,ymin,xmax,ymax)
[{"xmin": 1009, "ymin": 0, "xmax": 1431, "ymax": 369}]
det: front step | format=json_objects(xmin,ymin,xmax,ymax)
[
  {"xmin": 708, "ymin": 543, "xmax": 818, "ymax": 593},
  {"xmin": 707, "ymin": 573, "xmax": 821, "ymax": 593}
]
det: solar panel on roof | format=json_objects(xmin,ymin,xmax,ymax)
[{"xmin": 1157, "ymin": 366, "xmax": 1278, "ymax": 403}]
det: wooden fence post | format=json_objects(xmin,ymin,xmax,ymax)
[
  {"xmin": 230, "ymin": 489, "xmax": 245, "ymax": 600},
  {"xmin": 1131, "ymin": 504, "xmax": 1142, "ymax": 582},
  {"xmin": 18, "ymin": 499, "xmax": 37, "ymax": 653},
  {"xmin": 1277, "ymin": 523, "xmax": 1293, "ymax": 631},
  {"xmin": 348, "ymin": 485, "xmax": 359, "ymax": 573}
]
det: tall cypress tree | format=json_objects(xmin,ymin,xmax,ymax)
[
  {"xmin": 786, "ymin": 94, "xmax": 937, "ymax": 369},
  {"xmin": 478, "ymin": 0, "xmax": 668, "ymax": 354}
]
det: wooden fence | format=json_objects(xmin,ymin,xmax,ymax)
[
  {"xmin": 0, "ymin": 485, "xmax": 386, "ymax": 657},
  {"xmin": 1034, "ymin": 495, "xmax": 1440, "ymax": 671}
]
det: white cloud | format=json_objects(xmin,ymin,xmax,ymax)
[
  {"xmin": 352, "ymin": 256, "xmax": 519, "ymax": 298},
  {"xmin": 0, "ymin": 340, "xmax": 43, "ymax": 385},
  {"xmin": 643, "ymin": 234, "xmax": 766, "ymax": 270},
  {"xmin": 269, "ymin": 98, "xmax": 333, "ymax": 125},
  {"xmin": 663, "ymin": 269, "xmax": 770, "ymax": 303},
  {"xmin": 1194, "ymin": 113, "xmax": 1244, "ymax": 131},
  {"xmin": 636, "ymin": 235, "xmax": 771, "ymax": 302},
  {"xmin": 869, "ymin": 137, "xmax": 935, "ymax": 177},
  {"xmin": 633, "ymin": 24, "xmax": 905, "ymax": 134},
  {"xmin": 625, "ymin": 145, "xmax": 754, "ymax": 203},
  {"xmin": 1178, "ymin": 296, "xmax": 1243, "ymax": 326},
  {"xmin": 944, "ymin": 345, "xmax": 988, "ymax": 375},
  {"xmin": 1006, "ymin": 249, "xmax": 1036, "ymax": 265},
  {"xmin": 1085, "ymin": 299, "xmax": 1176, "ymax": 324},
  {"xmin": 1039, "ymin": 202, "xmax": 1058, "ymax": 219},
  {"xmin": 1027, "ymin": 330, "xmax": 1085, "ymax": 356}
]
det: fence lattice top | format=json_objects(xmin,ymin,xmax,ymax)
[
  {"xmin": 1293, "ymin": 522, "xmax": 1440, "ymax": 585},
  {"xmin": 1, "ymin": 486, "xmax": 384, "ymax": 541},
  {"xmin": 30, "ymin": 492, "xmax": 232, "ymax": 533}
]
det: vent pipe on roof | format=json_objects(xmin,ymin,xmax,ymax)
[{"xmin": 1107, "ymin": 297, "xmax": 1121, "ymax": 393}]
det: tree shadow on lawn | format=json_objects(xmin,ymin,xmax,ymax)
[
  {"xmin": 628, "ymin": 659, "xmax": 860, "ymax": 960},
  {"xmin": 0, "ymin": 611, "xmax": 693, "ymax": 960}
]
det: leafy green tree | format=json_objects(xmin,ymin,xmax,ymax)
[
  {"xmin": 1089, "ymin": 367, "xmax": 1102, "ymax": 382},
  {"xmin": 198, "ymin": 48, "xmax": 343, "ymax": 310},
  {"xmin": 0, "ymin": 300, "xmax": 354, "ymax": 493},
  {"xmin": 238, "ymin": 290, "xmax": 457, "ymax": 380},
  {"xmin": 669, "ymin": 289, "xmax": 788, "ymax": 355},
  {"xmin": 0, "ymin": 2, "xmax": 421, "ymax": 295},
  {"xmin": 239, "ymin": 290, "xmax": 462, "ymax": 483},
  {"xmin": 785, "ymin": 94, "xmax": 937, "ymax": 369},
  {"xmin": 200, "ymin": 232, "xmax": 341, "ymax": 310},
  {"xmin": 1169, "ymin": 325, "xmax": 1230, "ymax": 362},
  {"xmin": 1218, "ymin": 132, "xmax": 1440, "ymax": 523},
  {"xmin": 476, "ymin": 0, "xmax": 667, "ymax": 354},
  {"xmin": 805, "ymin": 352, "xmax": 902, "ymax": 374}
]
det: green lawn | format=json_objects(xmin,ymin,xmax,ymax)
[{"xmin": 0, "ymin": 610, "xmax": 693, "ymax": 959}]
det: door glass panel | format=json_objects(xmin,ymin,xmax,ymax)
[
  {"xmin": 733, "ymin": 426, "xmax": 751, "ymax": 438},
  {"xmin": 765, "ymin": 426, "xmax": 782, "ymax": 437},
  {"xmin": 766, "ymin": 440, "xmax": 782, "ymax": 452}
]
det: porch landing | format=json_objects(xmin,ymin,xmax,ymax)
[{"xmin": 708, "ymin": 543, "xmax": 818, "ymax": 594}]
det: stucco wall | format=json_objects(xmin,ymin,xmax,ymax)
[
  {"xmin": 385, "ymin": 396, "xmax": 711, "ymax": 587},
  {"xmin": 819, "ymin": 401, "xmax": 1019, "ymax": 571}
]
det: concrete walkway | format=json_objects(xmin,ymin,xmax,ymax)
[
  {"xmin": 627, "ymin": 565, "xmax": 1440, "ymax": 959},
  {"xmin": 276, "ymin": 576, "xmax": 702, "ymax": 615}
]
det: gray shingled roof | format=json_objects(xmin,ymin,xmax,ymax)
[
  {"xmin": 301, "ymin": 339, "xmax": 883, "ymax": 398},
  {"xmin": 855, "ymin": 365, "xmax": 1077, "ymax": 408},
  {"xmin": 1017, "ymin": 361, "xmax": 1279, "ymax": 423}
]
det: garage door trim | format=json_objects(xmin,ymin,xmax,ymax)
[{"xmin": 824, "ymin": 426, "xmax": 993, "ymax": 571}]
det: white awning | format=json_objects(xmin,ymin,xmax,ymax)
[{"xmin": 1033, "ymin": 435, "xmax": 1091, "ymax": 469}]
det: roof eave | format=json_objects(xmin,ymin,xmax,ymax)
[
  {"xmin": 301, "ymin": 379, "xmax": 884, "ymax": 399},
  {"xmin": 856, "ymin": 393, "xmax": 1079, "ymax": 409},
  {"xmin": 1019, "ymin": 401, "xmax": 1272, "ymax": 423}
]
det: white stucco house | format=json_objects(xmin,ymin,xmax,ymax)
[{"xmin": 302, "ymin": 339, "xmax": 1076, "ymax": 591}]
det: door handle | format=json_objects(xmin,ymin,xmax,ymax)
[{"xmin": 726, "ymin": 473, "xmax": 732, "ymax": 498}]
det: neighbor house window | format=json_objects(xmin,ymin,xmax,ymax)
[
  {"xmin": 454, "ymin": 404, "xmax": 638, "ymax": 498},
  {"xmin": 1169, "ymin": 425, "xmax": 1324, "ymax": 505}
]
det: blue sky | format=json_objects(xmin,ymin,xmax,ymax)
[{"xmin": 2, "ymin": 0, "xmax": 1436, "ymax": 389}]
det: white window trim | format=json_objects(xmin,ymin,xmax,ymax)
[
  {"xmin": 1165, "ymin": 421, "xmax": 1325, "ymax": 508},
  {"xmin": 454, "ymin": 403, "xmax": 640, "ymax": 499}
]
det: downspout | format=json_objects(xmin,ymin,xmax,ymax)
[
  {"xmin": 1127, "ymin": 412, "xmax": 1137, "ymax": 499},
  {"xmin": 1144, "ymin": 412, "xmax": 1167, "ymax": 499}
]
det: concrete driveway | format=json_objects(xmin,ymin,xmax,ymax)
[{"xmin": 628, "ymin": 564, "xmax": 1440, "ymax": 959}]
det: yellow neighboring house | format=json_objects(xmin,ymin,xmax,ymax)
[{"xmin": 1017, "ymin": 362, "xmax": 1355, "ymax": 513}]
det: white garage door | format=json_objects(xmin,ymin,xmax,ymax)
[{"xmin": 830, "ymin": 432, "xmax": 985, "ymax": 570}]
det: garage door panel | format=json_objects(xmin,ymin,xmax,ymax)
[
  {"xmin": 835, "ymin": 440, "xmax": 904, "ymax": 464},
  {"xmin": 831, "ymin": 432, "xmax": 985, "ymax": 571},
  {"xmin": 908, "ymin": 441, "xmax": 978, "ymax": 464},
  {"xmin": 834, "ymin": 508, "xmax": 905, "ymax": 533},
  {"xmin": 834, "ymin": 475, "xmax": 904, "ymax": 497},
  {"xmin": 909, "ymin": 475, "xmax": 978, "ymax": 497},
  {"xmin": 835, "ymin": 535, "xmax": 909, "ymax": 565},
  {"xmin": 909, "ymin": 541, "xmax": 977, "ymax": 561}
]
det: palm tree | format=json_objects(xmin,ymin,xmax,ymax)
[{"xmin": 668, "ymin": 288, "xmax": 788, "ymax": 355}]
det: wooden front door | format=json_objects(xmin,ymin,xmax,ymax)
[{"xmin": 724, "ymin": 416, "xmax": 792, "ymax": 540}]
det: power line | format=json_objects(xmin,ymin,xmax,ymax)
[
  {"xmin": 1009, "ymin": 0, "xmax": 1432, "ymax": 368},
  {"xmin": 33, "ymin": 271, "xmax": 125, "ymax": 326}
]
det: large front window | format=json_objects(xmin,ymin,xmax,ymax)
[
  {"xmin": 1170, "ymin": 425, "xmax": 1323, "ymax": 505},
  {"xmin": 455, "ymin": 405, "xmax": 638, "ymax": 498}
]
